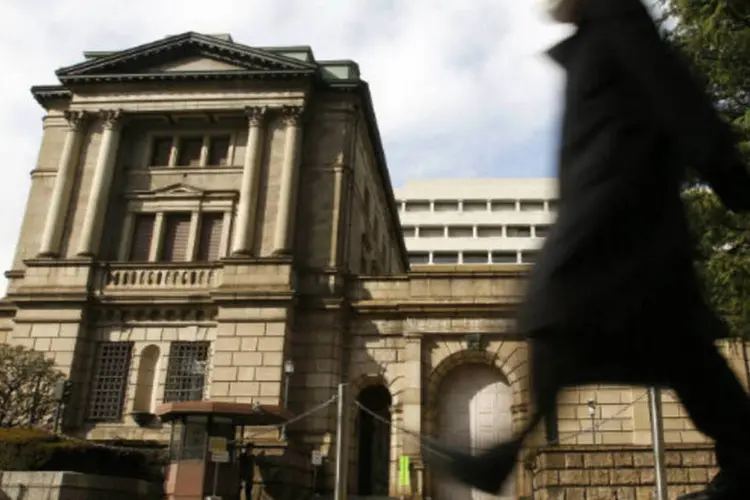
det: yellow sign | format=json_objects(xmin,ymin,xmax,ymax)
[
  {"xmin": 208, "ymin": 436, "xmax": 228, "ymax": 454},
  {"xmin": 399, "ymin": 455, "xmax": 410, "ymax": 487}
]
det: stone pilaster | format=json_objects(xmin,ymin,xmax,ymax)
[
  {"xmin": 401, "ymin": 337, "xmax": 422, "ymax": 455},
  {"xmin": 272, "ymin": 106, "xmax": 304, "ymax": 255},
  {"xmin": 231, "ymin": 106, "xmax": 267, "ymax": 256},
  {"xmin": 38, "ymin": 111, "xmax": 88, "ymax": 258},
  {"xmin": 76, "ymin": 109, "xmax": 123, "ymax": 257}
]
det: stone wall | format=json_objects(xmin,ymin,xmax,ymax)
[
  {"xmin": 530, "ymin": 445, "xmax": 716, "ymax": 499},
  {"xmin": 0, "ymin": 471, "xmax": 162, "ymax": 500}
]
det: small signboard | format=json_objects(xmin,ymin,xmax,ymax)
[
  {"xmin": 311, "ymin": 450, "xmax": 323, "ymax": 466},
  {"xmin": 399, "ymin": 455, "xmax": 410, "ymax": 487},
  {"xmin": 211, "ymin": 451, "xmax": 230, "ymax": 463},
  {"xmin": 208, "ymin": 437, "xmax": 228, "ymax": 454}
]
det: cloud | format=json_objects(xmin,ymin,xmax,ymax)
[{"xmin": 0, "ymin": 0, "xmax": 571, "ymax": 283}]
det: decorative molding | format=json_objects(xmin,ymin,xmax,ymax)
[
  {"xmin": 99, "ymin": 109, "xmax": 122, "ymax": 129},
  {"xmin": 63, "ymin": 110, "xmax": 88, "ymax": 131},
  {"xmin": 244, "ymin": 106, "xmax": 268, "ymax": 127},
  {"xmin": 464, "ymin": 333, "xmax": 486, "ymax": 352},
  {"xmin": 92, "ymin": 305, "xmax": 218, "ymax": 325},
  {"xmin": 281, "ymin": 105, "xmax": 304, "ymax": 127}
]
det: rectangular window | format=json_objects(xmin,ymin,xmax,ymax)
[
  {"xmin": 408, "ymin": 252, "xmax": 429, "ymax": 266},
  {"xmin": 402, "ymin": 226, "xmax": 416, "ymax": 238},
  {"xmin": 462, "ymin": 252, "xmax": 489, "ymax": 264},
  {"xmin": 433, "ymin": 252, "xmax": 459, "ymax": 265},
  {"xmin": 404, "ymin": 201, "xmax": 430, "ymax": 212},
  {"xmin": 506, "ymin": 226, "xmax": 532, "ymax": 238},
  {"xmin": 163, "ymin": 342, "xmax": 210, "ymax": 403},
  {"xmin": 491, "ymin": 200, "xmax": 516, "ymax": 212},
  {"xmin": 477, "ymin": 226, "xmax": 503, "ymax": 238},
  {"xmin": 160, "ymin": 213, "xmax": 192, "ymax": 262},
  {"xmin": 462, "ymin": 200, "xmax": 488, "ymax": 212},
  {"xmin": 150, "ymin": 137, "xmax": 173, "ymax": 167},
  {"xmin": 535, "ymin": 225, "xmax": 551, "ymax": 238},
  {"xmin": 447, "ymin": 226, "xmax": 473, "ymax": 238},
  {"xmin": 207, "ymin": 135, "xmax": 230, "ymax": 166},
  {"xmin": 177, "ymin": 136, "xmax": 203, "ymax": 167},
  {"xmin": 87, "ymin": 342, "xmax": 133, "ymax": 422},
  {"xmin": 522, "ymin": 251, "xmax": 539, "ymax": 264},
  {"xmin": 419, "ymin": 226, "xmax": 444, "ymax": 238},
  {"xmin": 548, "ymin": 200, "xmax": 559, "ymax": 213},
  {"xmin": 434, "ymin": 200, "xmax": 459, "ymax": 212},
  {"xmin": 519, "ymin": 200, "xmax": 545, "ymax": 212},
  {"xmin": 196, "ymin": 213, "xmax": 224, "ymax": 261},
  {"xmin": 129, "ymin": 214, "xmax": 155, "ymax": 261},
  {"xmin": 492, "ymin": 251, "xmax": 518, "ymax": 264}
]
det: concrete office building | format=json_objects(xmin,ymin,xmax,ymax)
[{"xmin": 394, "ymin": 178, "xmax": 558, "ymax": 267}]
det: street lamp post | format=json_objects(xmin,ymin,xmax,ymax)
[
  {"xmin": 587, "ymin": 399, "xmax": 597, "ymax": 444},
  {"xmin": 280, "ymin": 359, "xmax": 295, "ymax": 441}
]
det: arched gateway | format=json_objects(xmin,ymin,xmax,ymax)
[{"xmin": 434, "ymin": 362, "xmax": 515, "ymax": 500}]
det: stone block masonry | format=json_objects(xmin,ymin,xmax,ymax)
[{"xmin": 531, "ymin": 444, "xmax": 716, "ymax": 499}]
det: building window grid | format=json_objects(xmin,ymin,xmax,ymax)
[
  {"xmin": 87, "ymin": 342, "xmax": 134, "ymax": 422},
  {"xmin": 404, "ymin": 223, "xmax": 551, "ymax": 240},
  {"xmin": 163, "ymin": 341, "xmax": 210, "ymax": 403},
  {"xmin": 124, "ymin": 211, "xmax": 225, "ymax": 263},
  {"xmin": 148, "ymin": 134, "xmax": 233, "ymax": 169},
  {"xmin": 398, "ymin": 198, "xmax": 557, "ymax": 214}
]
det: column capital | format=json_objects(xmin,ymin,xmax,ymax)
[
  {"xmin": 244, "ymin": 106, "xmax": 268, "ymax": 127},
  {"xmin": 98, "ymin": 109, "xmax": 123, "ymax": 130},
  {"xmin": 280, "ymin": 105, "xmax": 304, "ymax": 127},
  {"xmin": 63, "ymin": 110, "xmax": 88, "ymax": 131}
]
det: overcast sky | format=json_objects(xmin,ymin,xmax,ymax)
[{"xmin": 0, "ymin": 0, "xmax": 577, "ymax": 281}]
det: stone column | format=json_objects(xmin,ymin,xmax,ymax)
[
  {"xmin": 76, "ymin": 109, "xmax": 122, "ymax": 257},
  {"xmin": 272, "ymin": 106, "xmax": 304, "ymax": 255},
  {"xmin": 231, "ymin": 106, "xmax": 267, "ymax": 255},
  {"xmin": 38, "ymin": 111, "xmax": 88, "ymax": 257}
]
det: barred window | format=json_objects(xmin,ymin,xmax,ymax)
[
  {"xmin": 163, "ymin": 342, "xmax": 210, "ymax": 403},
  {"xmin": 87, "ymin": 342, "xmax": 133, "ymax": 422}
]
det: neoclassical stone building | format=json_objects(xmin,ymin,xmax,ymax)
[{"xmin": 3, "ymin": 32, "xmax": 750, "ymax": 499}]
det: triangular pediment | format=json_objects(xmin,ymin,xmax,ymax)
[
  {"xmin": 56, "ymin": 32, "xmax": 318, "ymax": 81},
  {"xmin": 151, "ymin": 183, "xmax": 204, "ymax": 196}
]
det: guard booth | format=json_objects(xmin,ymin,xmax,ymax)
[{"xmin": 157, "ymin": 401, "xmax": 292, "ymax": 500}]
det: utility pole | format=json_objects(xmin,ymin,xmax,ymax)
[
  {"xmin": 334, "ymin": 383, "xmax": 348, "ymax": 500},
  {"xmin": 648, "ymin": 387, "xmax": 668, "ymax": 500}
]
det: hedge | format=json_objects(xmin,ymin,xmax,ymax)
[{"xmin": 0, "ymin": 428, "xmax": 166, "ymax": 481}]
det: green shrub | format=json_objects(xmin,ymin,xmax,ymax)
[{"xmin": 0, "ymin": 428, "xmax": 165, "ymax": 481}]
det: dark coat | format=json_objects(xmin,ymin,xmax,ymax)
[{"xmin": 518, "ymin": 0, "xmax": 750, "ymax": 349}]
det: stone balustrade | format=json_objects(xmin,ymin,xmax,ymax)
[{"xmin": 97, "ymin": 264, "xmax": 221, "ymax": 294}]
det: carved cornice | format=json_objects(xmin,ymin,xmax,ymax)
[{"xmin": 244, "ymin": 106, "xmax": 268, "ymax": 127}]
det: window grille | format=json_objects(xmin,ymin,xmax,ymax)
[
  {"xmin": 87, "ymin": 342, "xmax": 133, "ymax": 421},
  {"xmin": 163, "ymin": 342, "xmax": 210, "ymax": 402}
]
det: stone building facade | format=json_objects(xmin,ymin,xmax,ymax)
[{"xmin": 2, "ymin": 32, "xmax": 750, "ymax": 499}]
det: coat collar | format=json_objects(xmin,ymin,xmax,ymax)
[{"xmin": 545, "ymin": 29, "xmax": 582, "ymax": 68}]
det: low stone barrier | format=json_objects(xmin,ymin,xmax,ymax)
[
  {"xmin": 530, "ymin": 444, "xmax": 717, "ymax": 499},
  {"xmin": 0, "ymin": 471, "xmax": 163, "ymax": 500}
]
